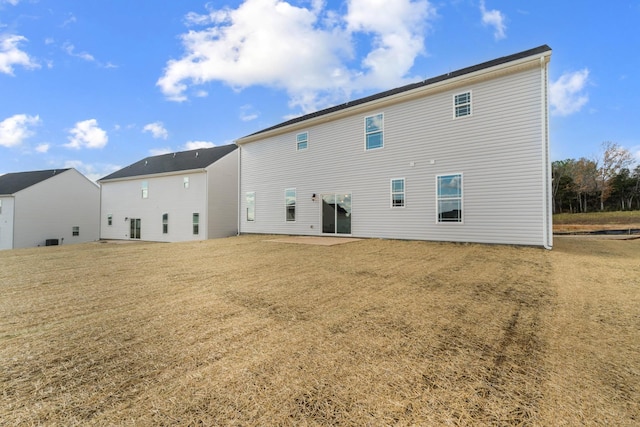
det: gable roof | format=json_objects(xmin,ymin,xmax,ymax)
[
  {"xmin": 99, "ymin": 144, "xmax": 238, "ymax": 182},
  {"xmin": 237, "ymin": 45, "xmax": 551, "ymax": 141},
  {"xmin": 0, "ymin": 169, "xmax": 71, "ymax": 195}
]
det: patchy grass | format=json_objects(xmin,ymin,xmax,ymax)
[
  {"xmin": 1, "ymin": 235, "xmax": 638, "ymax": 425},
  {"xmin": 554, "ymin": 211, "xmax": 640, "ymax": 233}
]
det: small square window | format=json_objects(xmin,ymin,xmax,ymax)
[
  {"xmin": 296, "ymin": 132, "xmax": 308, "ymax": 151},
  {"xmin": 454, "ymin": 92, "xmax": 472, "ymax": 118},
  {"xmin": 107, "ymin": 214, "xmax": 113, "ymax": 226}
]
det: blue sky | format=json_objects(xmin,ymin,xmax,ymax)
[{"xmin": 1, "ymin": 0, "xmax": 639, "ymax": 181}]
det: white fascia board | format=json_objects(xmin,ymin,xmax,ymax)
[{"xmin": 98, "ymin": 168, "xmax": 207, "ymax": 184}]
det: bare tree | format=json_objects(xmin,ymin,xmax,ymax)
[{"xmin": 597, "ymin": 141, "xmax": 634, "ymax": 211}]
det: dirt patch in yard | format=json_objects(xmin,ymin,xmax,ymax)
[{"xmin": 1, "ymin": 235, "xmax": 638, "ymax": 425}]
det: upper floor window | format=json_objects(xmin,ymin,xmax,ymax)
[
  {"xmin": 183, "ymin": 177, "xmax": 190, "ymax": 189},
  {"xmin": 0, "ymin": 199, "xmax": 3, "ymax": 214},
  {"xmin": 72, "ymin": 226, "xmax": 80, "ymax": 236},
  {"xmin": 365, "ymin": 113, "xmax": 384, "ymax": 150},
  {"xmin": 162, "ymin": 213, "xmax": 168, "ymax": 234},
  {"xmin": 246, "ymin": 192, "xmax": 255, "ymax": 222},
  {"xmin": 107, "ymin": 214, "xmax": 113, "ymax": 226},
  {"xmin": 141, "ymin": 181, "xmax": 148, "ymax": 199},
  {"xmin": 285, "ymin": 188, "xmax": 296, "ymax": 221},
  {"xmin": 296, "ymin": 132, "xmax": 308, "ymax": 151},
  {"xmin": 437, "ymin": 174, "xmax": 463, "ymax": 223},
  {"xmin": 454, "ymin": 92, "xmax": 472, "ymax": 118},
  {"xmin": 391, "ymin": 178, "xmax": 405, "ymax": 208}
]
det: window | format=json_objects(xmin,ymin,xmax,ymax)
[
  {"xmin": 437, "ymin": 174, "xmax": 463, "ymax": 223},
  {"xmin": 454, "ymin": 92, "xmax": 471, "ymax": 118},
  {"xmin": 365, "ymin": 113, "xmax": 384, "ymax": 150},
  {"xmin": 162, "ymin": 213, "xmax": 168, "ymax": 234},
  {"xmin": 141, "ymin": 181, "xmax": 148, "ymax": 199},
  {"xmin": 296, "ymin": 132, "xmax": 308, "ymax": 151},
  {"xmin": 107, "ymin": 214, "xmax": 113, "ymax": 226},
  {"xmin": 391, "ymin": 178, "xmax": 405, "ymax": 208},
  {"xmin": 285, "ymin": 188, "xmax": 296, "ymax": 221},
  {"xmin": 246, "ymin": 192, "xmax": 255, "ymax": 222},
  {"xmin": 192, "ymin": 213, "xmax": 199, "ymax": 235},
  {"xmin": 183, "ymin": 177, "xmax": 189, "ymax": 189},
  {"xmin": 0, "ymin": 199, "xmax": 2, "ymax": 214},
  {"xmin": 72, "ymin": 226, "xmax": 80, "ymax": 236}
]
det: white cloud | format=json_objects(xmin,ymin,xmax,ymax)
[
  {"xmin": 1, "ymin": 0, "xmax": 20, "ymax": 5},
  {"xmin": 149, "ymin": 147, "xmax": 172, "ymax": 156},
  {"xmin": 158, "ymin": 0, "xmax": 435, "ymax": 113},
  {"xmin": 183, "ymin": 141, "xmax": 216, "ymax": 150},
  {"xmin": 239, "ymin": 105, "xmax": 259, "ymax": 121},
  {"xmin": 35, "ymin": 143, "xmax": 50, "ymax": 153},
  {"xmin": 0, "ymin": 114, "xmax": 41, "ymax": 147},
  {"xmin": 62, "ymin": 42, "xmax": 95, "ymax": 62},
  {"xmin": 143, "ymin": 121, "xmax": 169, "ymax": 139},
  {"xmin": 550, "ymin": 69, "xmax": 590, "ymax": 116},
  {"xmin": 0, "ymin": 34, "xmax": 40, "ymax": 75},
  {"xmin": 63, "ymin": 160, "xmax": 120, "ymax": 183},
  {"xmin": 65, "ymin": 119, "xmax": 108, "ymax": 149},
  {"xmin": 479, "ymin": 0, "xmax": 506, "ymax": 40}
]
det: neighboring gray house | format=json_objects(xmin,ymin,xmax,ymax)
[
  {"xmin": 0, "ymin": 168, "xmax": 100, "ymax": 250},
  {"xmin": 98, "ymin": 144, "xmax": 238, "ymax": 242},
  {"xmin": 236, "ymin": 45, "xmax": 553, "ymax": 248}
]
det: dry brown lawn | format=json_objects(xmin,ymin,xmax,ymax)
[{"xmin": 1, "ymin": 235, "xmax": 638, "ymax": 426}]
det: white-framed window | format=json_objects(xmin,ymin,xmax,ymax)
[
  {"xmin": 183, "ymin": 177, "xmax": 190, "ymax": 189},
  {"xmin": 107, "ymin": 214, "xmax": 113, "ymax": 226},
  {"xmin": 162, "ymin": 213, "xmax": 168, "ymax": 234},
  {"xmin": 365, "ymin": 113, "xmax": 384, "ymax": 150},
  {"xmin": 192, "ymin": 213, "xmax": 199, "ymax": 235},
  {"xmin": 285, "ymin": 188, "xmax": 296, "ymax": 221},
  {"xmin": 141, "ymin": 181, "xmax": 148, "ymax": 199},
  {"xmin": 437, "ymin": 174, "xmax": 463, "ymax": 223},
  {"xmin": 454, "ymin": 91, "xmax": 472, "ymax": 118},
  {"xmin": 296, "ymin": 132, "xmax": 308, "ymax": 151},
  {"xmin": 391, "ymin": 178, "xmax": 405, "ymax": 208},
  {"xmin": 246, "ymin": 192, "xmax": 255, "ymax": 222},
  {"xmin": 72, "ymin": 226, "xmax": 80, "ymax": 236}
]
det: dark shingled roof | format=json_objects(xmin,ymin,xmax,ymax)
[
  {"xmin": 99, "ymin": 144, "xmax": 238, "ymax": 181},
  {"xmin": 0, "ymin": 169, "xmax": 71, "ymax": 195},
  {"xmin": 239, "ymin": 45, "xmax": 551, "ymax": 140}
]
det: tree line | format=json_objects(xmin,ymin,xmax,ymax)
[{"xmin": 553, "ymin": 142, "xmax": 639, "ymax": 213}]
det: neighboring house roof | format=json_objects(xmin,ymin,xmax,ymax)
[
  {"xmin": 237, "ymin": 45, "xmax": 551, "ymax": 141},
  {"xmin": 99, "ymin": 144, "xmax": 238, "ymax": 182},
  {"xmin": 0, "ymin": 169, "xmax": 71, "ymax": 195}
]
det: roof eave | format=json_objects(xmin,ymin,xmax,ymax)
[
  {"xmin": 235, "ymin": 48, "xmax": 551, "ymax": 145},
  {"xmin": 98, "ymin": 167, "xmax": 208, "ymax": 184}
]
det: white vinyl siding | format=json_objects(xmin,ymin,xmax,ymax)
[{"xmin": 240, "ymin": 63, "xmax": 548, "ymax": 246}]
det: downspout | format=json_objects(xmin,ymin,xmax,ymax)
[
  {"xmin": 237, "ymin": 145, "xmax": 241, "ymax": 236},
  {"xmin": 541, "ymin": 55, "xmax": 553, "ymax": 250}
]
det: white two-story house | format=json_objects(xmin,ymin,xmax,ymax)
[
  {"xmin": 235, "ymin": 45, "xmax": 553, "ymax": 248},
  {"xmin": 0, "ymin": 168, "xmax": 100, "ymax": 250},
  {"xmin": 98, "ymin": 144, "xmax": 238, "ymax": 242}
]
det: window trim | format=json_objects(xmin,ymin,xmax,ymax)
[
  {"xmin": 390, "ymin": 178, "xmax": 405, "ymax": 208},
  {"xmin": 454, "ymin": 91, "xmax": 472, "ymax": 119},
  {"xmin": 364, "ymin": 113, "xmax": 384, "ymax": 150},
  {"xmin": 192, "ymin": 213, "xmax": 200, "ymax": 235},
  {"xmin": 296, "ymin": 132, "xmax": 308, "ymax": 151},
  {"xmin": 285, "ymin": 188, "xmax": 296, "ymax": 222},
  {"xmin": 436, "ymin": 173, "xmax": 463, "ymax": 224},
  {"xmin": 246, "ymin": 192, "xmax": 255, "ymax": 222},
  {"xmin": 141, "ymin": 181, "xmax": 149, "ymax": 199}
]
